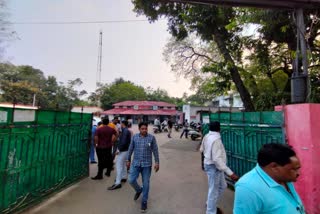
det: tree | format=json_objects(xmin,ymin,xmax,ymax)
[
  {"xmin": 0, "ymin": 63, "xmax": 88, "ymax": 110},
  {"xmin": 145, "ymin": 87, "xmax": 176, "ymax": 103},
  {"xmin": 132, "ymin": 1, "xmax": 255, "ymax": 110},
  {"xmin": 100, "ymin": 79, "xmax": 147, "ymax": 109},
  {"xmin": 237, "ymin": 9, "xmax": 320, "ymax": 105}
]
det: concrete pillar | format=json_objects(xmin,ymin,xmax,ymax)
[{"xmin": 278, "ymin": 104, "xmax": 320, "ymax": 213}]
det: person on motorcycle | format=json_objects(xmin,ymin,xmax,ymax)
[{"xmin": 154, "ymin": 117, "xmax": 161, "ymax": 131}]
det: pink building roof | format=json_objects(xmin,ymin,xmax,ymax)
[
  {"xmin": 113, "ymin": 101, "xmax": 176, "ymax": 107},
  {"xmin": 101, "ymin": 100, "xmax": 178, "ymax": 116},
  {"xmin": 102, "ymin": 109, "xmax": 178, "ymax": 116}
]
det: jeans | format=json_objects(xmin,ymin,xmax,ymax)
[
  {"xmin": 180, "ymin": 128, "xmax": 189, "ymax": 138},
  {"xmin": 128, "ymin": 166, "xmax": 152, "ymax": 203},
  {"xmin": 89, "ymin": 141, "xmax": 96, "ymax": 162},
  {"xmin": 115, "ymin": 151, "xmax": 128, "ymax": 185},
  {"xmin": 204, "ymin": 164, "xmax": 227, "ymax": 214}
]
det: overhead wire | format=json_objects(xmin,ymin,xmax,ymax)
[{"xmin": 9, "ymin": 19, "xmax": 150, "ymax": 25}]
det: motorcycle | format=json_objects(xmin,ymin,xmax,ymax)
[
  {"xmin": 153, "ymin": 123, "xmax": 168, "ymax": 133},
  {"xmin": 188, "ymin": 122, "xmax": 202, "ymax": 141},
  {"xmin": 188, "ymin": 129, "xmax": 202, "ymax": 141},
  {"xmin": 174, "ymin": 123, "xmax": 182, "ymax": 131}
]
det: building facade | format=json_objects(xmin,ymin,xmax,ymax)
[{"xmin": 102, "ymin": 101, "xmax": 179, "ymax": 124}]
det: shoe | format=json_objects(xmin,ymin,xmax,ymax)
[
  {"xmin": 105, "ymin": 171, "xmax": 111, "ymax": 177},
  {"xmin": 141, "ymin": 201, "xmax": 147, "ymax": 213},
  {"xmin": 134, "ymin": 191, "xmax": 142, "ymax": 201},
  {"xmin": 217, "ymin": 207, "xmax": 224, "ymax": 214},
  {"xmin": 121, "ymin": 179, "xmax": 127, "ymax": 183},
  {"xmin": 91, "ymin": 175, "xmax": 103, "ymax": 180},
  {"xmin": 90, "ymin": 161, "xmax": 97, "ymax": 164},
  {"xmin": 108, "ymin": 184, "xmax": 122, "ymax": 190}
]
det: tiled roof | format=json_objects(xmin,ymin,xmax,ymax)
[
  {"xmin": 113, "ymin": 101, "xmax": 176, "ymax": 107},
  {"xmin": 102, "ymin": 109, "xmax": 178, "ymax": 116}
]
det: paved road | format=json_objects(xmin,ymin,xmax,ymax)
[{"xmin": 23, "ymin": 126, "xmax": 234, "ymax": 214}]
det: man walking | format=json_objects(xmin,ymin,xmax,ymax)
[
  {"xmin": 200, "ymin": 121, "xmax": 239, "ymax": 214},
  {"xmin": 180, "ymin": 119, "xmax": 189, "ymax": 139},
  {"xmin": 91, "ymin": 118, "xmax": 117, "ymax": 180},
  {"xmin": 127, "ymin": 122, "xmax": 160, "ymax": 213},
  {"xmin": 90, "ymin": 124, "xmax": 98, "ymax": 164},
  {"xmin": 108, "ymin": 120, "xmax": 132, "ymax": 190},
  {"xmin": 167, "ymin": 117, "xmax": 173, "ymax": 138},
  {"xmin": 233, "ymin": 143, "xmax": 305, "ymax": 214}
]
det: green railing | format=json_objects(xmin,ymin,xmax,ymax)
[
  {"xmin": 202, "ymin": 111, "xmax": 285, "ymax": 177},
  {"xmin": 0, "ymin": 107, "xmax": 92, "ymax": 213}
]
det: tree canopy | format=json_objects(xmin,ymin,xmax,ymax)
[{"xmin": 132, "ymin": 1, "xmax": 320, "ymax": 110}]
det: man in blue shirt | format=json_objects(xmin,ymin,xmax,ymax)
[
  {"xmin": 90, "ymin": 124, "xmax": 98, "ymax": 164},
  {"xmin": 234, "ymin": 143, "xmax": 305, "ymax": 214},
  {"xmin": 127, "ymin": 122, "xmax": 160, "ymax": 213}
]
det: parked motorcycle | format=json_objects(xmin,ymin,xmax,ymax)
[
  {"xmin": 188, "ymin": 122, "xmax": 202, "ymax": 141},
  {"xmin": 188, "ymin": 129, "xmax": 202, "ymax": 141},
  {"xmin": 174, "ymin": 123, "xmax": 182, "ymax": 131},
  {"xmin": 153, "ymin": 124, "xmax": 168, "ymax": 133}
]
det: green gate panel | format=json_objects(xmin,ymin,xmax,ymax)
[
  {"xmin": 202, "ymin": 111, "xmax": 285, "ymax": 177},
  {"xmin": 0, "ymin": 108, "xmax": 92, "ymax": 213}
]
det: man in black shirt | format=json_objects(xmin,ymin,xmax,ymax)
[{"xmin": 167, "ymin": 117, "xmax": 173, "ymax": 138}]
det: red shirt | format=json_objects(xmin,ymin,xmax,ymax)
[{"xmin": 95, "ymin": 125, "xmax": 117, "ymax": 148}]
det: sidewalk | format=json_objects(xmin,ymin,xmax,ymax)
[{"xmin": 23, "ymin": 128, "xmax": 234, "ymax": 214}]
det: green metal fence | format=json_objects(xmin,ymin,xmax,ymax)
[
  {"xmin": 0, "ymin": 107, "xmax": 92, "ymax": 213},
  {"xmin": 202, "ymin": 111, "xmax": 285, "ymax": 177}
]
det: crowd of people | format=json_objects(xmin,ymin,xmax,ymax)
[
  {"xmin": 89, "ymin": 116, "xmax": 305, "ymax": 214},
  {"xmin": 90, "ymin": 117, "xmax": 159, "ymax": 213}
]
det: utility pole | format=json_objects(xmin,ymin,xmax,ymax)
[{"xmin": 96, "ymin": 31, "xmax": 103, "ymax": 106}]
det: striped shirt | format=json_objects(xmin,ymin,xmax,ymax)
[{"xmin": 127, "ymin": 133, "xmax": 159, "ymax": 167}]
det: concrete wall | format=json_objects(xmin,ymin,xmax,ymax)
[{"xmin": 280, "ymin": 104, "xmax": 320, "ymax": 214}]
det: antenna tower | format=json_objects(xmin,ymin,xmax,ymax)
[{"xmin": 96, "ymin": 30, "xmax": 103, "ymax": 88}]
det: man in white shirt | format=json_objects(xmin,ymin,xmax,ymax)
[{"xmin": 200, "ymin": 121, "xmax": 239, "ymax": 214}]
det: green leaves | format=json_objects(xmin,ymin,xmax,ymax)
[{"xmin": 0, "ymin": 63, "xmax": 87, "ymax": 110}]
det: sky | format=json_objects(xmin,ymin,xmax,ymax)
[{"xmin": 4, "ymin": 0, "xmax": 191, "ymax": 98}]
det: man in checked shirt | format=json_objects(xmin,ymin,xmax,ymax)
[{"xmin": 127, "ymin": 121, "xmax": 160, "ymax": 213}]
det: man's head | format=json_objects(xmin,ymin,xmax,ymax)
[
  {"xmin": 113, "ymin": 116, "xmax": 119, "ymax": 124},
  {"xmin": 258, "ymin": 143, "xmax": 301, "ymax": 183},
  {"xmin": 138, "ymin": 121, "xmax": 148, "ymax": 136},
  {"xmin": 102, "ymin": 118, "xmax": 109, "ymax": 125},
  {"xmin": 121, "ymin": 120, "xmax": 128, "ymax": 128},
  {"xmin": 209, "ymin": 121, "xmax": 220, "ymax": 132}
]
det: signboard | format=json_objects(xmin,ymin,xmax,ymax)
[
  {"xmin": 202, "ymin": 115, "xmax": 210, "ymax": 124},
  {"xmin": 0, "ymin": 111, "xmax": 7, "ymax": 123},
  {"xmin": 14, "ymin": 110, "xmax": 35, "ymax": 122},
  {"xmin": 133, "ymin": 105, "xmax": 139, "ymax": 110},
  {"xmin": 153, "ymin": 106, "xmax": 158, "ymax": 110}
]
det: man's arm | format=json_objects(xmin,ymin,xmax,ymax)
[
  {"xmin": 151, "ymin": 136, "xmax": 160, "ymax": 168},
  {"xmin": 211, "ymin": 139, "xmax": 233, "ymax": 176},
  {"xmin": 94, "ymin": 135, "xmax": 99, "ymax": 147},
  {"xmin": 127, "ymin": 136, "xmax": 135, "ymax": 162},
  {"xmin": 111, "ymin": 129, "xmax": 118, "ymax": 144},
  {"xmin": 151, "ymin": 136, "xmax": 159, "ymax": 163}
]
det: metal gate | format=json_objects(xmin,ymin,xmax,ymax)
[
  {"xmin": 0, "ymin": 107, "xmax": 92, "ymax": 213},
  {"xmin": 202, "ymin": 111, "xmax": 285, "ymax": 177}
]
